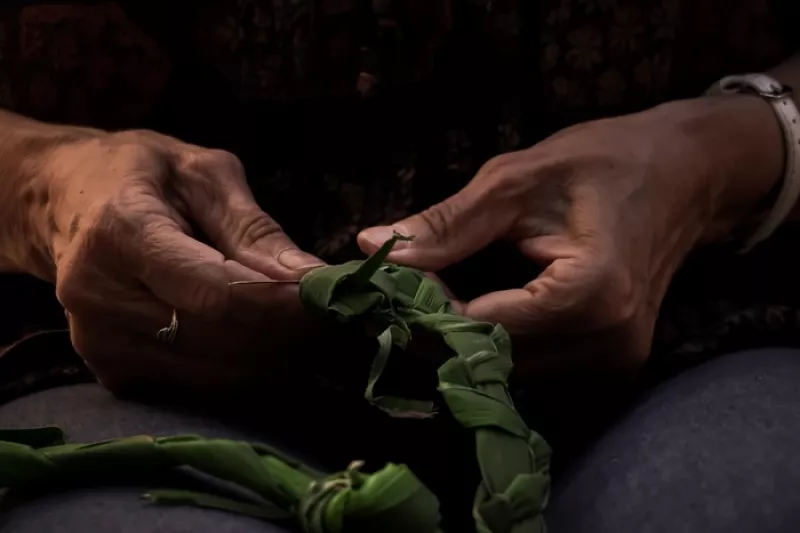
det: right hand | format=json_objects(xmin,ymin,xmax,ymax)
[{"xmin": 36, "ymin": 129, "xmax": 326, "ymax": 397}]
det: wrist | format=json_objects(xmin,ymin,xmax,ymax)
[
  {"xmin": 662, "ymin": 95, "xmax": 784, "ymax": 244},
  {"xmin": 0, "ymin": 112, "xmax": 101, "ymax": 279}
]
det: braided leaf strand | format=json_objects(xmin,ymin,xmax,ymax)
[
  {"xmin": 300, "ymin": 233, "xmax": 551, "ymax": 532},
  {"xmin": 0, "ymin": 234, "xmax": 551, "ymax": 532}
]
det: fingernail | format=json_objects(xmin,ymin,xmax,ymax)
[
  {"xmin": 361, "ymin": 226, "xmax": 411, "ymax": 249},
  {"xmin": 278, "ymin": 249, "xmax": 325, "ymax": 271}
]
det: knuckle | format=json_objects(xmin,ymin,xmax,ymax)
[
  {"xmin": 417, "ymin": 201, "xmax": 458, "ymax": 243},
  {"xmin": 178, "ymin": 148, "xmax": 245, "ymax": 180},
  {"xmin": 208, "ymin": 149, "xmax": 245, "ymax": 174},
  {"xmin": 83, "ymin": 202, "xmax": 131, "ymax": 259},
  {"xmin": 55, "ymin": 270, "xmax": 86, "ymax": 313},
  {"xmin": 230, "ymin": 210, "xmax": 283, "ymax": 249},
  {"xmin": 477, "ymin": 152, "xmax": 520, "ymax": 182},
  {"xmin": 472, "ymin": 153, "xmax": 529, "ymax": 206},
  {"xmin": 533, "ymin": 156, "xmax": 575, "ymax": 185}
]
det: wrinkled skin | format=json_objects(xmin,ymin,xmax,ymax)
[
  {"xmin": 360, "ymin": 96, "xmax": 783, "ymax": 381},
  {"xmin": 42, "ymin": 130, "xmax": 328, "ymax": 397}
]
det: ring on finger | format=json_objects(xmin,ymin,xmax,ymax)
[{"xmin": 156, "ymin": 309, "xmax": 179, "ymax": 346}]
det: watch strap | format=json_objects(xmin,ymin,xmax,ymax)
[
  {"xmin": 708, "ymin": 74, "xmax": 800, "ymax": 253},
  {"xmin": 710, "ymin": 73, "xmax": 800, "ymax": 252}
]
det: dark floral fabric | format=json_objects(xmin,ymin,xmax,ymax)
[{"xmin": 0, "ymin": 0, "xmax": 798, "ymax": 401}]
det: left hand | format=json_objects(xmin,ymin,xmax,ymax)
[{"xmin": 358, "ymin": 96, "xmax": 783, "ymax": 380}]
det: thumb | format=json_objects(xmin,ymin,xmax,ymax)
[
  {"xmin": 357, "ymin": 187, "xmax": 515, "ymax": 271},
  {"xmin": 215, "ymin": 202, "xmax": 323, "ymax": 280},
  {"xmin": 176, "ymin": 151, "xmax": 324, "ymax": 280}
]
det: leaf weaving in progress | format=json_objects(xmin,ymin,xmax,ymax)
[{"xmin": 0, "ymin": 234, "xmax": 551, "ymax": 533}]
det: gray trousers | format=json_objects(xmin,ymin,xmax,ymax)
[{"xmin": 1, "ymin": 348, "xmax": 800, "ymax": 533}]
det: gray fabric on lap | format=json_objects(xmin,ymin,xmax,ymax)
[
  {"xmin": 0, "ymin": 384, "xmax": 293, "ymax": 533},
  {"xmin": 547, "ymin": 347, "xmax": 800, "ymax": 533},
  {"xmin": 2, "ymin": 348, "xmax": 800, "ymax": 532}
]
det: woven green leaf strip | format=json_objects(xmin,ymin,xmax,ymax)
[
  {"xmin": 301, "ymin": 233, "xmax": 552, "ymax": 532},
  {"xmin": 0, "ymin": 429, "xmax": 442, "ymax": 532},
  {"xmin": 0, "ymin": 234, "xmax": 550, "ymax": 532}
]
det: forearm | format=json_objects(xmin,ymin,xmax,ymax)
[{"xmin": 0, "ymin": 109, "xmax": 99, "ymax": 279}]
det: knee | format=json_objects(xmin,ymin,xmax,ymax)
[{"xmin": 546, "ymin": 348, "xmax": 800, "ymax": 533}]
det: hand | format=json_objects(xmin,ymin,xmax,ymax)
[
  {"xmin": 359, "ymin": 96, "xmax": 783, "ymax": 379},
  {"xmin": 37, "ymin": 129, "xmax": 325, "ymax": 397}
]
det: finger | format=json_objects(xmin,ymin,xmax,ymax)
[
  {"xmin": 357, "ymin": 182, "xmax": 518, "ymax": 272},
  {"xmin": 463, "ymin": 285, "xmax": 614, "ymax": 382},
  {"xmin": 142, "ymin": 237, "xmax": 266, "ymax": 321},
  {"xmin": 464, "ymin": 288, "xmax": 548, "ymax": 334},
  {"xmin": 175, "ymin": 150, "xmax": 324, "ymax": 280},
  {"xmin": 111, "ymin": 207, "xmax": 274, "ymax": 321},
  {"xmin": 66, "ymin": 291, "xmax": 299, "ymax": 388},
  {"xmin": 68, "ymin": 312, "xmax": 258, "ymax": 399},
  {"xmin": 60, "ymin": 222, "xmax": 306, "ymax": 350},
  {"xmin": 464, "ymin": 257, "xmax": 598, "ymax": 334},
  {"xmin": 112, "ymin": 184, "xmax": 299, "ymax": 321},
  {"xmin": 57, "ymin": 250, "xmax": 180, "ymax": 333},
  {"xmin": 68, "ymin": 297, "xmax": 366, "ymax": 404},
  {"xmin": 60, "ymin": 271, "xmax": 232, "ymax": 357}
]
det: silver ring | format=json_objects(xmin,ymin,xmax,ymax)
[{"xmin": 156, "ymin": 309, "xmax": 179, "ymax": 346}]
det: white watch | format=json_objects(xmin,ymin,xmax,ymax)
[{"xmin": 708, "ymin": 73, "xmax": 800, "ymax": 252}]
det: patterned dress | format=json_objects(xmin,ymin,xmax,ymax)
[{"xmin": 0, "ymin": 0, "xmax": 798, "ymax": 402}]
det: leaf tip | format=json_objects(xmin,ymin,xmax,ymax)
[{"xmin": 391, "ymin": 231, "xmax": 415, "ymax": 242}]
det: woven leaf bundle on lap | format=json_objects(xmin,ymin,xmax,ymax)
[{"xmin": 0, "ymin": 234, "xmax": 552, "ymax": 533}]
